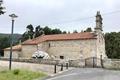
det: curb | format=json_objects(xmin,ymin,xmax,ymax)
[
  {"xmin": 38, "ymin": 76, "xmax": 51, "ymax": 80},
  {"xmin": 34, "ymin": 68, "xmax": 74, "ymax": 80},
  {"xmin": 49, "ymin": 68, "xmax": 74, "ymax": 77}
]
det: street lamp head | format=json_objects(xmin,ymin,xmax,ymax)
[{"xmin": 9, "ymin": 14, "xmax": 18, "ymax": 20}]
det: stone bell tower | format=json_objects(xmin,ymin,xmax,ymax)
[
  {"xmin": 94, "ymin": 11, "xmax": 107, "ymax": 60},
  {"xmin": 95, "ymin": 11, "xmax": 103, "ymax": 33}
]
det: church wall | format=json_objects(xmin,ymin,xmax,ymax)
[
  {"xmin": 38, "ymin": 42, "xmax": 49, "ymax": 51},
  {"xmin": 96, "ymin": 33, "xmax": 106, "ymax": 59},
  {"xmin": 21, "ymin": 45, "xmax": 37, "ymax": 58},
  {"xmin": 4, "ymin": 51, "xmax": 21, "ymax": 59},
  {"xmin": 42, "ymin": 39, "xmax": 97, "ymax": 60}
]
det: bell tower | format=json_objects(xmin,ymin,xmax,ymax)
[{"xmin": 95, "ymin": 11, "xmax": 103, "ymax": 33}]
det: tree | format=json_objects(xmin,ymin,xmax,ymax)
[
  {"xmin": 84, "ymin": 27, "xmax": 92, "ymax": 32},
  {"xmin": 0, "ymin": 0, "xmax": 5, "ymax": 15},
  {"xmin": 68, "ymin": 31, "xmax": 70, "ymax": 34},
  {"xmin": 51, "ymin": 28, "xmax": 62, "ymax": 34},
  {"xmin": 26, "ymin": 24, "xmax": 34, "ymax": 32},
  {"xmin": 26, "ymin": 24, "xmax": 34, "ymax": 39},
  {"xmin": 62, "ymin": 31, "xmax": 67, "ymax": 34},
  {"xmin": 21, "ymin": 24, "xmax": 34, "ymax": 42},
  {"xmin": 0, "ymin": 36, "xmax": 10, "ymax": 56},
  {"xmin": 73, "ymin": 30, "xmax": 78, "ymax": 33},
  {"xmin": 21, "ymin": 25, "xmax": 66, "ymax": 41},
  {"xmin": 105, "ymin": 32, "xmax": 120, "ymax": 59},
  {"xmin": 34, "ymin": 25, "xmax": 43, "ymax": 38},
  {"xmin": 43, "ymin": 26, "xmax": 52, "ymax": 35}
]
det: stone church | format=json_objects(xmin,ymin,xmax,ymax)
[{"xmin": 4, "ymin": 11, "xmax": 107, "ymax": 60}]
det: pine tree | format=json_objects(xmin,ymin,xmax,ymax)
[
  {"xmin": 84, "ymin": 27, "xmax": 92, "ymax": 32},
  {"xmin": 35, "ymin": 25, "xmax": 43, "ymax": 38},
  {"xmin": 21, "ymin": 24, "xmax": 34, "ymax": 41}
]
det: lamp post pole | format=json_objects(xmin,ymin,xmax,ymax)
[{"xmin": 9, "ymin": 14, "xmax": 18, "ymax": 70}]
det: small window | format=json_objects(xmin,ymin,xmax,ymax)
[
  {"xmin": 60, "ymin": 56, "xmax": 64, "ymax": 59},
  {"xmin": 49, "ymin": 43, "xmax": 50, "ymax": 47}
]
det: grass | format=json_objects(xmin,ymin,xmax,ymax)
[{"xmin": 0, "ymin": 69, "xmax": 47, "ymax": 80}]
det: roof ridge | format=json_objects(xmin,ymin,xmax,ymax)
[{"xmin": 22, "ymin": 32, "xmax": 96, "ymax": 45}]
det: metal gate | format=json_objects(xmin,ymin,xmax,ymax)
[{"xmin": 85, "ymin": 57, "xmax": 103, "ymax": 68}]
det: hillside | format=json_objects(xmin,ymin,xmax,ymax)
[{"xmin": 0, "ymin": 33, "xmax": 22, "ymax": 43}]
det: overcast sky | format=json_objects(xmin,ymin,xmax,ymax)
[{"xmin": 0, "ymin": 0, "xmax": 120, "ymax": 34}]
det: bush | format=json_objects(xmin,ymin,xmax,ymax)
[{"xmin": 13, "ymin": 69, "xmax": 20, "ymax": 75}]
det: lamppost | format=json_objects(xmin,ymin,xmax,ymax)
[{"xmin": 9, "ymin": 14, "xmax": 18, "ymax": 70}]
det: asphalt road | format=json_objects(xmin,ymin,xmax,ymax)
[{"xmin": 44, "ymin": 68, "xmax": 120, "ymax": 80}]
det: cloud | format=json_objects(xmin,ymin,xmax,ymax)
[
  {"xmin": 0, "ymin": 0, "xmax": 120, "ymax": 33},
  {"xmin": 10, "ymin": 0, "xmax": 65, "ymax": 9},
  {"xmin": 105, "ymin": 0, "xmax": 116, "ymax": 8}
]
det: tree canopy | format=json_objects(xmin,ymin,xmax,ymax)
[
  {"xmin": 84, "ymin": 27, "xmax": 92, "ymax": 32},
  {"xmin": 21, "ymin": 25, "xmax": 65, "ymax": 41},
  {"xmin": 43, "ymin": 26, "xmax": 52, "ymax": 35},
  {"xmin": 73, "ymin": 30, "xmax": 78, "ymax": 33},
  {"xmin": 21, "ymin": 24, "xmax": 34, "ymax": 41},
  {"xmin": 34, "ymin": 25, "xmax": 43, "ymax": 38},
  {"xmin": 0, "ymin": 0, "xmax": 5, "ymax": 15},
  {"xmin": 105, "ymin": 32, "xmax": 120, "ymax": 59},
  {"xmin": 0, "ymin": 36, "xmax": 10, "ymax": 56}
]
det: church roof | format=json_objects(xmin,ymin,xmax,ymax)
[
  {"xmin": 4, "ymin": 32, "xmax": 97, "ymax": 51},
  {"xmin": 22, "ymin": 32, "xmax": 97, "ymax": 45},
  {"xmin": 4, "ymin": 44, "xmax": 22, "ymax": 51}
]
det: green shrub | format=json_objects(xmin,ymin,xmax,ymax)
[{"xmin": 13, "ymin": 69, "xmax": 20, "ymax": 75}]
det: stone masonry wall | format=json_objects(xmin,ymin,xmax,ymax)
[
  {"xmin": 4, "ymin": 51, "xmax": 21, "ymax": 59},
  {"xmin": 46, "ymin": 39, "xmax": 97, "ymax": 60},
  {"xmin": 103, "ymin": 59, "xmax": 120, "ymax": 69},
  {"xmin": 96, "ymin": 33, "xmax": 106, "ymax": 59},
  {"xmin": 22, "ymin": 45, "xmax": 37, "ymax": 58},
  {"xmin": 38, "ymin": 42, "xmax": 49, "ymax": 51}
]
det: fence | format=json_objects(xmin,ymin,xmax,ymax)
[{"xmin": 85, "ymin": 57, "xmax": 102, "ymax": 68}]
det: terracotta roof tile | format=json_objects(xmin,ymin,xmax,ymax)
[
  {"xmin": 4, "ymin": 32, "xmax": 97, "ymax": 51},
  {"xmin": 4, "ymin": 44, "xmax": 22, "ymax": 51},
  {"xmin": 22, "ymin": 32, "xmax": 97, "ymax": 45}
]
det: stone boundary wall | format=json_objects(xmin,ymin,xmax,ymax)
[
  {"xmin": 0, "ymin": 58, "xmax": 86, "ymax": 67},
  {"xmin": 69, "ymin": 58, "xmax": 120, "ymax": 69},
  {"xmin": 3, "ymin": 57, "xmax": 120, "ymax": 69},
  {"xmin": 0, "ymin": 58, "xmax": 60, "ymax": 65},
  {"xmin": 103, "ymin": 59, "xmax": 120, "ymax": 69}
]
